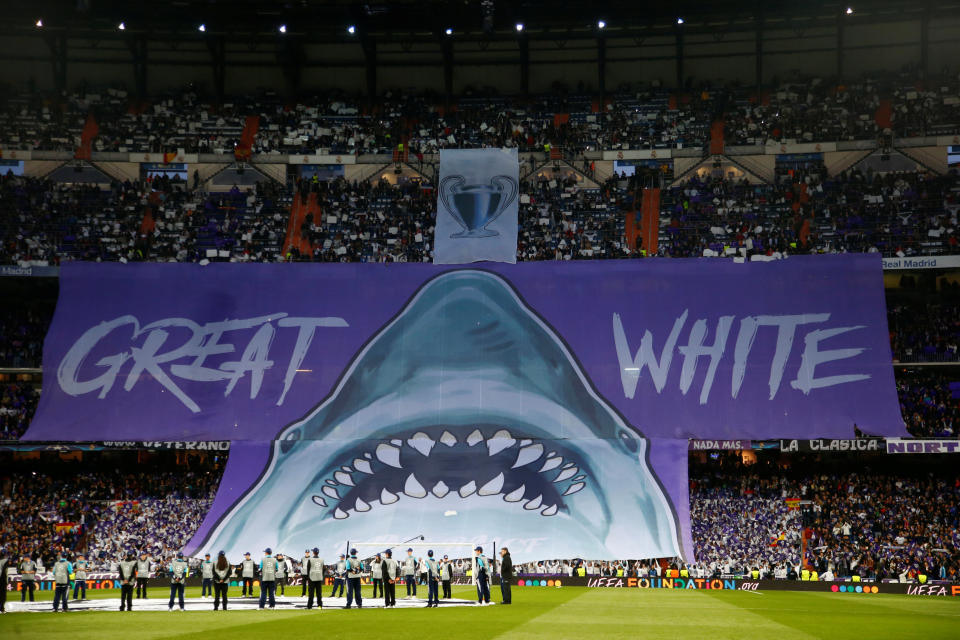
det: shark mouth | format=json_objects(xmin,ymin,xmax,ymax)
[
  {"xmin": 310, "ymin": 426, "xmax": 589, "ymax": 520},
  {"xmin": 194, "ymin": 269, "xmax": 681, "ymax": 562}
]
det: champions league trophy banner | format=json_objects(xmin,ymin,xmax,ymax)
[
  {"xmin": 28, "ymin": 256, "xmax": 904, "ymax": 562},
  {"xmin": 434, "ymin": 148, "xmax": 519, "ymax": 264}
]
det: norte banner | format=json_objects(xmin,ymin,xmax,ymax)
[
  {"xmin": 434, "ymin": 148, "xmax": 519, "ymax": 264},
  {"xmin": 886, "ymin": 439, "xmax": 960, "ymax": 454},
  {"xmin": 28, "ymin": 256, "xmax": 901, "ymax": 562}
]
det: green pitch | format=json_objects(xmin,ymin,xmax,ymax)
[{"xmin": 1, "ymin": 585, "xmax": 958, "ymax": 639}]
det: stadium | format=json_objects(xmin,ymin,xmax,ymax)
[{"xmin": 0, "ymin": 0, "xmax": 959, "ymax": 637}]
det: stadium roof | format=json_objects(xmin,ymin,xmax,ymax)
[{"xmin": 6, "ymin": 0, "xmax": 960, "ymax": 42}]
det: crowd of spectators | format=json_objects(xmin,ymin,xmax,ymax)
[
  {"xmin": 657, "ymin": 167, "xmax": 959, "ymax": 259},
  {"xmin": 6, "ymin": 167, "xmax": 956, "ymax": 268},
  {"xmin": 0, "ymin": 307, "xmax": 49, "ymax": 368},
  {"xmin": 0, "ymin": 382, "xmax": 39, "ymax": 440},
  {"xmin": 896, "ymin": 370, "xmax": 960, "ymax": 437},
  {"xmin": 0, "ymin": 455, "xmax": 222, "ymax": 570},
  {"xmin": 2, "ymin": 69, "xmax": 958, "ymax": 158},
  {"xmin": 889, "ymin": 299, "xmax": 960, "ymax": 363},
  {"xmin": 0, "ymin": 173, "xmax": 289, "ymax": 265},
  {"xmin": 690, "ymin": 452, "xmax": 960, "ymax": 582},
  {"xmin": 0, "ymin": 447, "xmax": 957, "ymax": 582}
]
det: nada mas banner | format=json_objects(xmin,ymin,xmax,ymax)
[
  {"xmin": 434, "ymin": 148, "xmax": 519, "ymax": 264},
  {"xmin": 28, "ymin": 256, "xmax": 901, "ymax": 562}
]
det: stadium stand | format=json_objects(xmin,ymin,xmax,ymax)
[
  {"xmin": 0, "ymin": 452, "xmax": 223, "ymax": 570},
  {"xmin": 1, "ymin": 72, "xmax": 959, "ymax": 591}
]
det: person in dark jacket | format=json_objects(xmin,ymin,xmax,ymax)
[
  {"xmin": 499, "ymin": 547, "xmax": 513, "ymax": 604},
  {"xmin": 0, "ymin": 548, "xmax": 10, "ymax": 613},
  {"xmin": 118, "ymin": 551, "xmax": 137, "ymax": 611},
  {"xmin": 213, "ymin": 551, "xmax": 232, "ymax": 610}
]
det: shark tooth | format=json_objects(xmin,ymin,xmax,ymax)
[
  {"xmin": 407, "ymin": 432, "xmax": 435, "ymax": 457},
  {"xmin": 458, "ymin": 480, "xmax": 477, "ymax": 498},
  {"xmin": 380, "ymin": 488, "xmax": 399, "ymax": 505},
  {"xmin": 554, "ymin": 467, "xmax": 578, "ymax": 483},
  {"xmin": 432, "ymin": 481, "xmax": 450, "ymax": 498},
  {"xmin": 563, "ymin": 482, "xmax": 586, "ymax": 496},
  {"xmin": 512, "ymin": 443, "xmax": 544, "ymax": 468},
  {"xmin": 353, "ymin": 458, "xmax": 373, "ymax": 474},
  {"xmin": 325, "ymin": 479, "xmax": 339, "ymax": 486},
  {"xmin": 334, "ymin": 471, "xmax": 354, "ymax": 486},
  {"xmin": 334, "ymin": 508, "xmax": 349, "ymax": 519},
  {"xmin": 439, "ymin": 431, "xmax": 457, "ymax": 447},
  {"xmin": 562, "ymin": 461, "xmax": 576, "ymax": 469},
  {"xmin": 503, "ymin": 485, "xmax": 525, "ymax": 502},
  {"xmin": 466, "ymin": 429, "xmax": 484, "ymax": 446},
  {"xmin": 354, "ymin": 497, "xmax": 371, "ymax": 512},
  {"xmin": 478, "ymin": 472, "xmax": 505, "ymax": 496},
  {"xmin": 539, "ymin": 456, "xmax": 562, "ymax": 472},
  {"xmin": 376, "ymin": 443, "xmax": 402, "ymax": 468},
  {"xmin": 311, "ymin": 495, "xmax": 327, "ymax": 507},
  {"xmin": 572, "ymin": 475, "xmax": 586, "ymax": 482},
  {"xmin": 519, "ymin": 439, "xmax": 532, "ymax": 447},
  {"xmin": 340, "ymin": 465, "xmax": 353, "ymax": 471},
  {"xmin": 487, "ymin": 430, "xmax": 516, "ymax": 456},
  {"xmin": 391, "ymin": 439, "xmax": 402, "ymax": 446},
  {"xmin": 363, "ymin": 453, "xmax": 372, "ymax": 459},
  {"xmin": 322, "ymin": 486, "xmax": 340, "ymax": 500},
  {"xmin": 541, "ymin": 504, "xmax": 558, "ymax": 517},
  {"xmin": 404, "ymin": 473, "xmax": 427, "ymax": 498},
  {"xmin": 523, "ymin": 495, "xmax": 543, "ymax": 510}
]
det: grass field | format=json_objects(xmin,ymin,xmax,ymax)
[{"xmin": 2, "ymin": 584, "xmax": 958, "ymax": 639}]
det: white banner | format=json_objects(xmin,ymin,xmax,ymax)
[
  {"xmin": 434, "ymin": 148, "xmax": 519, "ymax": 264},
  {"xmin": 131, "ymin": 152, "xmax": 199, "ymax": 163},
  {"xmin": 766, "ymin": 142, "xmax": 837, "ymax": 155},
  {"xmin": 881, "ymin": 255, "xmax": 960, "ymax": 270},
  {"xmin": 602, "ymin": 149, "xmax": 673, "ymax": 161},
  {"xmin": 288, "ymin": 154, "xmax": 356, "ymax": 165}
]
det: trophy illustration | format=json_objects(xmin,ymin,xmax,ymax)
[{"xmin": 439, "ymin": 174, "xmax": 518, "ymax": 238}]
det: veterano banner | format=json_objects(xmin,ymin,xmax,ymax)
[{"xmin": 27, "ymin": 256, "xmax": 902, "ymax": 562}]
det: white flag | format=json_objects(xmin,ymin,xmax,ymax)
[{"xmin": 434, "ymin": 148, "xmax": 519, "ymax": 264}]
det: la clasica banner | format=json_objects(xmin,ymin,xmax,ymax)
[{"xmin": 27, "ymin": 256, "xmax": 903, "ymax": 563}]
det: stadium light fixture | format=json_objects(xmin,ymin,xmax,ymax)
[
  {"xmin": 35, "ymin": 18, "xmax": 43, "ymax": 28},
  {"xmin": 198, "ymin": 24, "xmax": 206, "ymax": 32},
  {"xmin": 597, "ymin": 20, "xmax": 606, "ymax": 29},
  {"xmin": 347, "ymin": 25, "xmax": 356, "ymax": 34},
  {"xmin": 676, "ymin": 17, "xmax": 684, "ymax": 25},
  {"xmin": 515, "ymin": 22, "xmax": 524, "ymax": 32},
  {"xmin": 445, "ymin": 27, "xmax": 453, "ymax": 35},
  {"xmin": 279, "ymin": 24, "xmax": 287, "ymax": 33},
  {"xmin": 846, "ymin": 7, "xmax": 854, "ymax": 14},
  {"xmin": 118, "ymin": 22, "xmax": 126, "ymax": 31}
]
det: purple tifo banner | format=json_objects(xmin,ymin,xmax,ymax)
[
  {"xmin": 26, "ymin": 256, "xmax": 902, "ymax": 562},
  {"xmin": 29, "ymin": 256, "xmax": 903, "ymax": 442}
]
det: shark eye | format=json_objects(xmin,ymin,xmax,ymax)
[
  {"xmin": 618, "ymin": 430, "xmax": 639, "ymax": 453},
  {"xmin": 280, "ymin": 429, "xmax": 301, "ymax": 454}
]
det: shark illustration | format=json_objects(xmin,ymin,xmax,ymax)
[{"xmin": 195, "ymin": 270, "xmax": 682, "ymax": 561}]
